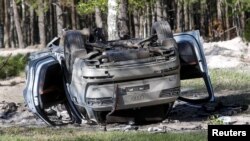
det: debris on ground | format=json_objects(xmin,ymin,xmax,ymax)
[
  {"xmin": 217, "ymin": 116, "xmax": 232, "ymax": 125},
  {"xmin": 202, "ymin": 101, "xmax": 249, "ymax": 116},
  {"xmin": 147, "ymin": 127, "xmax": 165, "ymax": 133},
  {"xmin": 123, "ymin": 125, "xmax": 139, "ymax": 131},
  {"xmin": 0, "ymin": 102, "xmax": 18, "ymax": 119}
]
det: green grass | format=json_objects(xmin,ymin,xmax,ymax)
[
  {"xmin": 181, "ymin": 68, "xmax": 250, "ymax": 92},
  {"xmin": 0, "ymin": 127, "xmax": 207, "ymax": 141},
  {"xmin": 0, "ymin": 54, "xmax": 28, "ymax": 79}
]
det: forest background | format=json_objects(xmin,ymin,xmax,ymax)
[{"xmin": 0, "ymin": 0, "xmax": 250, "ymax": 49}]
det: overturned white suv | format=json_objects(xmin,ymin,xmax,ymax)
[{"xmin": 23, "ymin": 21, "xmax": 214, "ymax": 125}]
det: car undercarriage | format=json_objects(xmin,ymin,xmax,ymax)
[{"xmin": 23, "ymin": 21, "xmax": 215, "ymax": 126}]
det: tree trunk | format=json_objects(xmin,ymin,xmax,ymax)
[
  {"xmin": 139, "ymin": 10, "xmax": 144, "ymax": 38},
  {"xmin": 10, "ymin": 3, "xmax": 15, "ymax": 48},
  {"xmin": 107, "ymin": 0, "xmax": 119, "ymax": 40},
  {"xmin": 21, "ymin": 0, "xmax": 27, "ymax": 45},
  {"xmin": 56, "ymin": 1, "xmax": 63, "ymax": 38},
  {"xmin": 151, "ymin": 2, "xmax": 156, "ymax": 23},
  {"xmin": 47, "ymin": 0, "xmax": 52, "ymax": 41},
  {"xmin": 0, "ymin": 0, "xmax": 3, "ymax": 24},
  {"xmin": 217, "ymin": 0, "xmax": 222, "ymax": 21},
  {"xmin": 71, "ymin": 0, "xmax": 76, "ymax": 29},
  {"xmin": 129, "ymin": 10, "xmax": 133, "ymax": 37},
  {"xmin": 37, "ymin": 0, "xmax": 46, "ymax": 47},
  {"xmin": 146, "ymin": 2, "xmax": 152, "ymax": 36},
  {"xmin": 133, "ymin": 9, "xmax": 139, "ymax": 38},
  {"xmin": 13, "ymin": 0, "xmax": 24, "ymax": 48},
  {"xmin": 50, "ymin": 1, "xmax": 56, "ymax": 38},
  {"xmin": 0, "ymin": 0, "xmax": 3, "ymax": 48},
  {"xmin": 233, "ymin": 3, "xmax": 239, "ymax": 36},
  {"xmin": 200, "ymin": 0, "xmax": 205, "ymax": 35},
  {"xmin": 224, "ymin": 0, "xmax": 230, "ymax": 40},
  {"xmin": 240, "ymin": 12, "xmax": 245, "ymax": 31},
  {"xmin": 176, "ymin": 0, "xmax": 181, "ymax": 32},
  {"xmin": 188, "ymin": 3, "xmax": 193, "ymax": 30},
  {"xmin": 205, "ymin": 0, "xmax": 212, "ymax": 37},
  {"xmin": 3, "ymin": 0, "xmax": 10, "ymax": 48},
  {"xmin": 118, "ymin": 0, "xmax": 129, "ymax": 39},
  {"xmin": 76, "ymin": 13, "xmax": 80, "ymax": 29},
  {"xmin": 29, "ymin": 7, "xmax": 34, "ymax": 45},
  {"xmin": 184, "ymin": 1, "xmax": 188, "ymax": 31},
  {"xmin": 156, "ymin": 0, "xmax": 162, "ymax": 21},
  {"xmin": 239, "ymin": 2, "xmax": 245, "ymax": 32},
  {"xmin": 95, "ymin": 7, "xmax": 103, "ymax": 28},
  {"xmin": 64, "ymin": 7, "xmax": 71, "ymax": 31},
  {"xmin": 162, "ymin": 0, "xmax": 167, "ymax": 21}
]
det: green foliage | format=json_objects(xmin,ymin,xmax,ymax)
[
  {"xmin": 0, "ymin": 54, "xmax": 28, "ymax": 79},
  {"xmin": 244, "ymin": 19, "xmax": 250, "ymax": 42},
  {"xmin": 239, "ymin": 0, "xmax": 250, "ymax": 12},
  {"xmin": 26, "ymin": 0, "xmax": 39, "ymax": 8},
  {"xmin": 76, "ymin": 0, "xmax": 156, "ymax": 15},
  {"xmin": 208, "ymin": 115, "xmax": 224, "ymax": 125},
  {"xmin": 60, "ymin": 0, "xmax": 73, "ymax": 7},
  {"xmin": 182, "ymin": 0, "xmax": 200, "ymax": 6},
  {"xmin": 128, "ymin": 0, "xmax": 156, "ymax": 11},
  {"xmin": 26, "ymin": 0, "xmax": 50, "ymax": 15},
  {"xmin": 15, "ymin": 0, "xmax": 22, "ymax": 4},
  {"xmin": 77, "ymin": 0, "xmax": 108, "ymax": 15},
  {"xmin": 128, "ymin": 0, "xmax": 147, "ymax": 9},
  {"xmin": 228, "ymin": 0, "xmax": 250, "ymax": 12}
]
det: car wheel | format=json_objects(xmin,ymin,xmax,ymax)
[
  {"xmin": 64, "ymin": 30, "xmax": 86, "ymax": 82},
  {"xmin": 151, "ymin": 21, "xmax": 173, "ymax": 41}
]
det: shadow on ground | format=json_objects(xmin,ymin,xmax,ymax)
[{"xmin": 169, "ymin": 92, "xmax": 250, "ymax": 122}]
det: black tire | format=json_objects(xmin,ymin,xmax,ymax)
[
  {"xmin": 64, "ymin": 30, "xmax": 86, "ymax": 82},
  {"xmin": 151, "ymin": 21, "xmax": 173, "ymax": 41}
]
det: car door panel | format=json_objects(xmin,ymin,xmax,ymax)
[
  {"xmin": 24, "ymin": 55, "xmax": 59, "ymax": 125},
  {"xmin": 174, "ymin": 30, "xmax": 215, "ymax": 103},
  {"xmin": 24, "ymin": 52, "xmax": 83, "ymax": 125}
]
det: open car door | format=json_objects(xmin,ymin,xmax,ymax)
[
  {"xmin": 23, "ymin": 50, "xmax": 82, "ymax": 126},
  {"xmin": 174, "ymin": 30, "xmax": 215, "ymax": 104}
]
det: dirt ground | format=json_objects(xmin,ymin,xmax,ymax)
[{"xmin": 0, "ymin": 76, "xmax": 25, "ymax": 103}]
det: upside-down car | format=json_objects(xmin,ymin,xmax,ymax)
[{"xmin": 23, "ymin": 21, "xmax": 215, "ymax": 125}]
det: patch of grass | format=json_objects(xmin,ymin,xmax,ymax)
[
  {"xmin": 0, "ymin": 127, "xmax": 207, "ymax": 141},
  {"xmin": 0, "ymin": 54, "xmax": 28, "ymax": 79},
  {"xmin": 181, "ymin": 68, "xmax": 250, "ymax": 92}
]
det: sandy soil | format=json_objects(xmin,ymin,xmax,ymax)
[
  {"xmin": 0, "ymin": 45, "xmax": 42, "ymax": 57},
  {"xmin": 0, "ymin": 76, "xmax": 25, "ymax": 103},
  {"xmin": 203, "ymin": 37, "xmax": 250, "ymax": 68}
]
